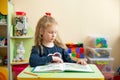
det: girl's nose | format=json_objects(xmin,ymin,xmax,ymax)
[
  {"xmin": 52, "ymin": 34, "xmax": 55, "ymax": 37},
  {"xmin": 52, "ymin": 33, "xmax": 56, "ymax": 37}
]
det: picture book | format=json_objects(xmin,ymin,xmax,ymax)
[{"xmin": 32, "ymin": 63, "xmax": 94, "ymax": 73}]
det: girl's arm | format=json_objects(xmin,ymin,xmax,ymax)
[
  {"xmin": 62, "ymin": 49, "xmax": 87, "ymax": 64},
  {"xmin": 29, "ymin": 46, "xmax": 52, "ymax": 67},
  {"xmin": 62, "ymin": 50, "xmax": 76, "ymax": 63}
]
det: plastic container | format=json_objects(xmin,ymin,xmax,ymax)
[
  {"xmin": 88, "ymin": 57, "xmax": 114, "ymax": 72},
  {"xmin": 84, "ymin": 35, "xmax": 109, "ymax": 48},
  {"xmin": 14, "ymin": 11, "xmax": 28, "ymax": 36},
  {"xmin": 102, "ymin": 71, "xmax": 114, "ymax": 80},
  {"xmin": 86, "ymin": 48, "xmax": 112, "ymax": 58}
]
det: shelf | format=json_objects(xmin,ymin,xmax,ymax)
[
  {"xmin": 0, "ymin": 23, "xmax": 7, "ymax": 26},
  {"xmin": 0, "ymin": 65, "xmax": 7, "ymax": 68},
  {"xmin": 11, "ymin": 36, "xmax": 33, "ymax": 39},
  {"xmin": 11, "ymin": 60, "xmax": 29, "ymax": 65},
  {"xmin": 0, "ymin": 46, "xmax": 7, "ymax": 48}
]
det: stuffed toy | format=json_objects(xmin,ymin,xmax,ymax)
[{"xmin": 13, "ymin": 41, "xmax": 25, "ymax": 62}]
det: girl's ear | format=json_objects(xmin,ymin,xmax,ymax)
[{"xmin": 39, "ymin": 28, "xmax": 44, "ymax": 35}]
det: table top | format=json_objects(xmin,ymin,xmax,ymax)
[{"xmin": 17, "ymin": 64, "xmax": 104, "ymax": 80}]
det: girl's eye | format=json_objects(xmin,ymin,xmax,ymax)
[
  {"xmin": 49, "ymin": 31, "xmax": 57, "ymax": 34},
  {"xmin": 48, "ymin": 32, "xmax": 53, "ymax": 34}
]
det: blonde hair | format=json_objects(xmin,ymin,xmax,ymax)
[{"xmin": 35, "ymin": 15, "xmax": 67, "ymax": 50}]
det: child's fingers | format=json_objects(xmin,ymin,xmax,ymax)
[
  {"xmin": 57, "ymin": 57, "xmax": 63, "ymax": 63},
  {"xmin": 52, "ymin": 56, "xmax": 63, "ymax": 63},
  {"xmin": 59, "ymin": 59, "xmax": 63, "ymax": 63},
  {"xmin": 77, "ymin": 59, "xmax": 87, "ymax": 65}
]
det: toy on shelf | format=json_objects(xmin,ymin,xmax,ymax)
[
  {"xmin": 84, "ymin": 35, "xmax": 109, "ymax": 48},
  {"xmin": 14, "ymin": 11, "xmax": 28, "ymax": 36},
  {"xmin": 86, "ymin": 48, "xmax": 111, "ymax": 58},
  {"xmin": 66, "ymin": 43, "xmax": 85, "ymax": 59},
  {"xmin": 13, "ymin": 41, "xmax": 25, "ymax": 62},
  {"xmin": 0, "ymin": 13, "xmax": 7, "ymax": 25},
  {"xmin": 84, "ymin": 35, "xmax": 111, "ymax": 58},
  {"xmin": 0, "ymin": 36, "xmax": 6, "ymax": 46},
  {"xmin": 96, "ymin": 38, "xmax": 108, "ymax": 48}
]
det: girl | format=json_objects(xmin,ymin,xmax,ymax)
[{"xmin": 29, "ymin": 13, "xmax": 87, "ymax": 67}]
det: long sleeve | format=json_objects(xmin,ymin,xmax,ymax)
[
  {"xmin": 29, "ymin": 45, "xmax": 76, "ymax": 67},
  {"xmin": 62, "ymin": 50, "xmax": 76, "ymax": 63},
  {"xmin": 29, "ymin": 46, "xmax": 52, "ymax": 67}
]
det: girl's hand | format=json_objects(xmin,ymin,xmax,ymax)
[
  {"xmin": 52, "ymin": 56, "xmax": 63, "ymax": 63},
  {"xmin": 77, "ymin": 59, "xmax": 87, "ymax": 65}
]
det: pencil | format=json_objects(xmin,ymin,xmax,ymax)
[{"xmin": 23, "ymin": 72, "xmax": 38, "ymax": 76}]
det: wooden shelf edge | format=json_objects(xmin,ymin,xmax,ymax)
[
  {"xmin": 0, "ymin": 24, "xmax": 7, "ymax": 26},
  {"xmin": 0, "ymin": 65, "xmax": 8, "ymax": 68},
  {"xmin": 10, "ymin": 36, "xmax": 33, "ymax": 39},
  {"xmin": 11, "ymin": 60, "xmax": 29, "ymax": 65},
  {"xmin": 0, "ymin": 46, "xmax": 7, "ymax": 48}
]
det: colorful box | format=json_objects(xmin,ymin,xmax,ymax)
[
  {"xmin": 88, "ymin": 57, "xmax": 114, "ymax": 72},
  {"xmin": 66, "ymin": 43, "xmax": 85, "ymax": 59}
]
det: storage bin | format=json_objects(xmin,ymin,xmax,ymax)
[
  {"xmin": 88, "ymin": 57, "xmax": 114, "ymax": 72},
  {"xmin": 86, "ymin": 48, "xmax": 112, "ymax": 58},
  {"xmin": 84, "ymin": 35, "xmax": 109, "ymax": 48},
  {"xmin": 102, "ymin": 71, "xmax": 114, "ymax": 80}
]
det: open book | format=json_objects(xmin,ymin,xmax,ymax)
[{"xmin": 32, "ymin": 63, "xmax": 94, "ymax": 73}]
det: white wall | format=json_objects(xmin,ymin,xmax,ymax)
[{"xmin": 11, "ymin": 0, "xmax": 120, "ymax": 71}]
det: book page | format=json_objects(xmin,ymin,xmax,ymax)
[
  {"xmin": 32, "ymin": 63, "xmax": 94, "ymax": 73},
  {"xmin": 33, "ymin": 63, "xmax": 63, "ymax": 72},
  {"xmin": 63, "ymin": 63, "xmax": 94, "ymax": 72}
]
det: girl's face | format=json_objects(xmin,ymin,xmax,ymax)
[{"xmin": 42, "ymin": 25, "xmax": 58, "ymax": 43}]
